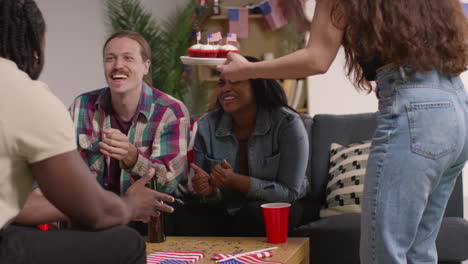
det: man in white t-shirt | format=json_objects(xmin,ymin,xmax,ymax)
[{"xmin": 0, "ymin": 1, "xmax": 174, "ymax": 263}]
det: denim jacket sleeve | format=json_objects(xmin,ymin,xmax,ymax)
[
  {"xmin": 193, "ymin": 120, "xmax": 223, "ymax": 201},
  {"xmin": 247, "ymin": 116, "xmax": 309, "ymax": 203}
]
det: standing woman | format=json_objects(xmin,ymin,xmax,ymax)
[{"xmin": 217, "ymin": 1, "xmax": 468, "ymax": 263}]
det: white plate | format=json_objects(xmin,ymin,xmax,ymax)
[{"xmin": 180, "ymin": 56, "xmax": 226, "ymax": 66}]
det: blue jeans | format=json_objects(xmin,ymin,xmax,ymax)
[{"xmin": 360, "ymin": 67, "xmax": 468, "ymax": 264}]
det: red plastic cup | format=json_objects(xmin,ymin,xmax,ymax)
[
  {"xmin": 261, "ymin": 203, "xmax": 291, "ymax": 243},
  {"xmin": 37, "ymin": 224, "xmax": 49, "ymax": 231}
]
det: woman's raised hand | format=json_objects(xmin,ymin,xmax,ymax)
[
  {"xmin": 191, "ymin": 163, "xmax": 216, "ymax": 197},
  {"xmin": 210, "ymin": 160, "xmax": 234, "ymax": 187}
]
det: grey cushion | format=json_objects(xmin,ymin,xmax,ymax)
[{"xmin": 309, "ymin": 113, "xmax": 378, "ymax": 202}]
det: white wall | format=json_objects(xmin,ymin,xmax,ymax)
[
  {"xmin": 306, "ymin": 49, "xmax": 378, "ymax": 116},
  {"xmin": 36, "ymin": 0, "xmax": 189, "ymax": 107},
  {"xmin": 36, "ymin": 0, "xmax": 108, "ymax": 106}
]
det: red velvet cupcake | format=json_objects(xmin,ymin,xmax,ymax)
[
  {"xmin": 217, "ymin": 44, "xmax": 239, "ymax": 58},
  {"xmin": 187, "ymin": 44, "xmax": 204, "ymax": 57},
  {"xmin": 200, "ymin": 44, "xmax": 218, "ymax": 58}
]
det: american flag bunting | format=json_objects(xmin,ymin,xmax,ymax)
[
  {"xmin": 258, "ymin": 0, "xmax": 288, "ymax": 30},
  {"xmin": 228, "ymin": 8, "xmax": 249, "ymax": 38}
]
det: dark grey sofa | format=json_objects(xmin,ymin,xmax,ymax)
[{"xmin": 291, "ymin": 113, "xmax": 468, "ymax": 264}]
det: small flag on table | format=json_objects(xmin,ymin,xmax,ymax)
[
  {"xmin": 258, "ymin": 0, "xmax": 288, "ymax": 31},
  {"xmin": 226, "ymin": 32, "xmax": 237, "ymax": 42},
  {"xmin": 216, "ymin": 255, "xmax": 283, "ymax": 264},
  {"xmin": 213, "ymin": 251, "xmax": 275, "ymax": 260},
  {"xmin": 147, "ymin": 251, "xmax": 205, "ymax": 264},
  {"xmin": 228, "ymin": 8, "xmax": 249, "ymax": 38},
  {"xmin": 196, "ymin": 31, "xmax": 201, "ymax": 43}
]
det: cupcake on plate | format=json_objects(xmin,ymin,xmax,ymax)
[
  {"xmin": 187, "ymin": 44, "xmax": 218, "ymax": 58},
  {"xmin": 187, "ymin": 43, "xmax": 204, "ymax": 57},
  {"xmin": 200, "ymin": 44, "xmax": 218, "ymax": 58},
  {"xmin": 217, "ymin": 44, "xmax": 239, "ymax": 58}
]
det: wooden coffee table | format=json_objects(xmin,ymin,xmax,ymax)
[{"xmin": 146, "ymin": 236, "xmax": 309, "ymax": 264}]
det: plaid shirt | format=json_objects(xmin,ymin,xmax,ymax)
[{"xmin": 69, "ymin": 83, "xmax": 190, "ymax": 195}]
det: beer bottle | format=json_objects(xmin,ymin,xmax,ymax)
[{"xmin": 148, "ymin": 176, "xmax": 166, "ymax": 243}]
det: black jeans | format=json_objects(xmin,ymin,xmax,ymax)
[{"xmin": 0, "ymin": 225, "xmax": 146, "ymax": 264}]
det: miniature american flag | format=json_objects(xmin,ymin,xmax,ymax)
[
  {"xmin": 196, "ymin": 31, "xmax": 201, "ymax": 42},
  {"xmin": 211, "ymin": 31, "xmax": 222, "ymax": 42},
  {"xmin": 207, "ymin": 33, "xmax": 213, "ymax": 43},
  {"xmin": 147, "ymin": 251, "xmax": 205, "ymax": 264},
  {"xmin": 226, "ymin": 32, "xmax": 237, "ymax": 42}
]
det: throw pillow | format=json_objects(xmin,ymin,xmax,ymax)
[{"xmin": 320, "ymin": 141, "xmax": 371, "ymax": 218}]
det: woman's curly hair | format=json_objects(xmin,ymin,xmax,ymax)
[{"xmin": 331, "ymin": 0, "xmax": 468, "ymax": 92}]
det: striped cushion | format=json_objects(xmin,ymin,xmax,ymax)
[{"xmin": 320, "ymin": 141, "xmax": 371, "ymax": 218}]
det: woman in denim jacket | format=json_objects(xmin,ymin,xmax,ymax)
[
  {"xmin": 175, "ymin": 56, "xmax": 310, "ymax": 236},
  {"xmin": 217, "ymin": 1, "xmax": 468, "ymax": 263}
]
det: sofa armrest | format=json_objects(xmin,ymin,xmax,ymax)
[
  {"xmin": 291, "ymin": 215, "xmax": 468, "ymax": 263},
  {"xmin": 444, "ymin": 174, "xmax": 464, "ymax": 218},
  {"xmin": 436, "ymin": 217, "xmax": 468, "ymax": 262}
]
